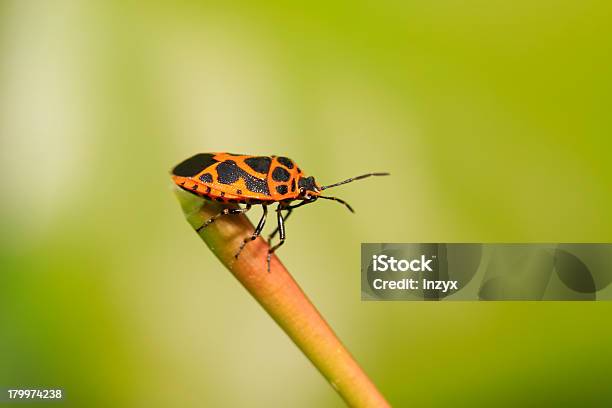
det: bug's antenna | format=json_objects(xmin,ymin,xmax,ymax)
[
  {"xmin": 318, "ymin": 195, "xmax": 354, "ymax": 213},
  {"xmin": 319, "ymin": 172, "xmax": 389, "ymax": 191}
]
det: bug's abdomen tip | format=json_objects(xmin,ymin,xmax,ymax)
[{"xmin": 172, "ymin": 153, "xmax": 218, "ymax": 177}]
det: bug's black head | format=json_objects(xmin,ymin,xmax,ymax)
[{"xmin": 297, "ymin": 176, "xmax": 320, "ymax": 197}]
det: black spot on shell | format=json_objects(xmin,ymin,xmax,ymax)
[
  {"xmin": 291, "ymin": 179, "xmax": 296, "ymax": 192},
  {"xmin": 272, "ymin": 167, "xmax": 290, "ymax": 182},
  {"xmin": 172, "ymin": 153, "xmax": 218, "ymax": 177},
  {"xmin": 217, "ymin": 160, "xmax": 240, "ymax": 184},
  {"xmin": 276, "ymin": 185, "xmax": 288, "ymax": 195},
  {"xmin": 277, "ymin": 157, "xmax": 294, "ymax": 169},
  {"xmin": 191, "ymin": 184, "xmax": 198, "ymax": 191},
  {"xmin": 236, "ymin": 189, "xmax": 243, "ymax": 195},
  {"xmin": 199, "ymin": 173, "xmax": 213, "ymax": 183},
  {"xmin": 244, "ymin": 156, "xmax": 271, "ymax": 174},
  {"xmin": 216, "ymin": 160, "xmax": 270, "ymax": 196},
  {"xmin": 245, "ymin": 177, "xmax": 270, "ymax": 196}
]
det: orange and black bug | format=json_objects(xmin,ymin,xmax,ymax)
[{"xmin": 171, "ymin": 153, "xmax": 389, "ymax": 271}]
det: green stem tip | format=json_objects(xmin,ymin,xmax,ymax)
[{"xmin": 174, "ymin": 187, "xmax": 390, "ymax": 408}]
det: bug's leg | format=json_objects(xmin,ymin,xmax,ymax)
[
  {"xmin": 196, "ymin": 204, "xmax": 251, "ymax": 232},
  {"xmin": 267, "ymin": 204, "xmax": 286, "ymax": 273},
  {"xmin": 234, "ymin": 204, "xmax": 268, "ymax": 259},
  {"xmin": 267, "ymin": 208, "xmax": 292, "ymax": 244},
  {"xmin": 267, "ymin": 198, "xmax": 314, "ymax": 243},
  {"xmin": 267, "ymin": 197, "xmax": 316, "ymax": 243}
]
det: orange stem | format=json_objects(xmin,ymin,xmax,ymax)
[{"xmin": 174, "ymin": 187, "xmax": 390, "ymax": 408}]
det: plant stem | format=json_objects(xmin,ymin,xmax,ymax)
[{"xmin": 174, "ymin": 187, "xmax": 390, "ymax": 408}]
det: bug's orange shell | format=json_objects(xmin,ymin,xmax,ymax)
[{"xmin": 171, "ymin": 153, "xmax": 317, "ymax": 204}]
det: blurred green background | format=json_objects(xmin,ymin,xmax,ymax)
[{"xmin": 1, "ymin": 1, "xmax": 611, "ymax": 407}]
